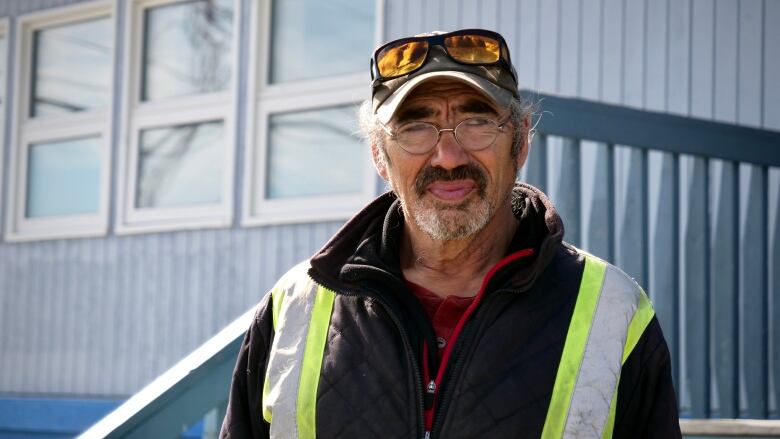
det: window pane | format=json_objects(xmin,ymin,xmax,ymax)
[
  {"xmin": 266, "ymin": 106, "xmax": 365, "ymax": 199},
  {"xmin": 26, "ymin": 137, "xmax": 101, "ymax": 218},
  {"xmin": 136, "ymin": 121, "xmax": 224, "ymax": 208},
  {"xmin": 270, "ymin": 0, "xmax": 374, "ymax": 83},
  {"xmin": 31, "ymin": 18, "xmax": 112, "ymax": 117},
  {"xmin": 0, "ymin": 33, "xmax": 7, "ymax": 109},
  {"xmin": 142, "ymin": 0, "xmax": 234, "ymax": 101}
]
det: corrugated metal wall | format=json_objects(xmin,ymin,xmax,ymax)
[
  {"xmin": 0, "ymin": 0, "xmax": 778, "ymax": 421},
  {"xmin": 0, "ymin": 223, "xmax": 343, "ymax": 396}
]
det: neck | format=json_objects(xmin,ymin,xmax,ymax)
[{"xmin": 400, "ymin": 204, "xmax": 518, "ymax": 298}]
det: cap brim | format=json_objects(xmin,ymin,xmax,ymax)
[{"xmin": 375, "ymin": 71, "xmax": 514, "ymax": 125}]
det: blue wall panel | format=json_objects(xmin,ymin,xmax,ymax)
[
  {"xmin": 0, "ymin": 223, "xmax": 343, "ymax": 396},
  {"xmin": 769, "ymin": 168, "xmax": 780, "ymax": 419},
  {"xmin": 739, "ymin": 164, "xmax": 768, "ymax": 418},
  {"xmin": 579, "ymin": 140, "xmax": 612, "ymax": 261},
  {"xmin": 647, "ymin": 150, "xmax": 678, "ymax": 392},
  {"xmin": 678, "ymin": 155, "xmax": 709, "ymax": 418},
  {"xmin": 709, "ymin": 159, "xmax": 739, "ymax": 418},
  {"xmin": 546, "ymin": 137, "xmax": 580, "ymax": 246}
]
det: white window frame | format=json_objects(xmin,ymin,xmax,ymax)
[
  {"xmin": 0, "ymin": 18, "xmax": 9, "ymax": 229},
  {"xmin": 115, "ymin": 0, "xmax": 240, "ymax": 235},
  {"xmin": 242, "ymin": 0, "xmax": 384, "ymax": 226},
  {"xmin": 5, "ymin": 1, "xmax": 115, "ymax": 242}
]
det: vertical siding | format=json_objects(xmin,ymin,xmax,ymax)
[
  {"xmin": 678, "ymin": 155, "xmax": 709, "ymax": 418},
  {"xmin": 579, "ymin": 140, "xmax": 612, "ymax": 260},
  {"xmin": 389, "ymin": 0, "xmax": 779, "ymax": 133},
  {"xmin": 546, "ymin": 137, "xmax": 580, "ymax": 246},
  {"xmin": 709, "ymin": 159, "xmax": 738, "ymax": 417},
  {"xmin": 769, "ymin": 168, "xmax": 780, "ymax": 419},
  {"xmin": 647, "ymin": 150, "xmax": 678, "ymax": 391},
  {"xmin": 0, "ymin": 223, "xmax": 343, "ymax": 396},
  {"xmin": 666, "ymin": 0, "xmax": 691, "ymax": 115},
  {"xmin": 518, "ymin": 134, "xmax": 546, "ymax": 193},
  {"xmin": 765, "ymin": 1, "xmax": 780, "ymax": 130},
  {"xmin": 739, "ymin": 164, "xmax": 768, "ymax": 418},
  {"xmin": 517, "ymin": 0, "xmax": 539, "ymax": 90}
]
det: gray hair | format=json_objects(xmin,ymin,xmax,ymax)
[{"xmin": 358, "ymin": 95, "xmax": 535, "ymax": 170}]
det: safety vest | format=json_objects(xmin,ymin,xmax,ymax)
[{"xmin": 261, "ymin": 251, "xmax": 655, "ymax": 439}]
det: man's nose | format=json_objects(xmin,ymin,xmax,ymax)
[{"xmin": 429, "ymin": 129, "xmax": 469, "ymax": 170}]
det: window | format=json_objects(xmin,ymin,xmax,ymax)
[
  {"xmin": 5, "ymin": 2, "xmax": 114, "ymax": 241},
  {"xmin": 0, "ymin": 19, "xmax": 8, "ymax": 223},
  {"xmin": 243, "ymin": 0, "xmax": 380, "ymax": 225},
  {"xmin": 116, "ymin": 0, "xmax": 238, "ymax": 233}
]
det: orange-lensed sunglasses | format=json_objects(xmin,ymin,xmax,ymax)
[{"xmin": 371, "ymin": 29, "xmax": 515, "ymax": 82}]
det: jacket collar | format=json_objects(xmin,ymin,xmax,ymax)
[{"xmin": 308, "ymin": 182, "xmax": 564, "ymax": 295}]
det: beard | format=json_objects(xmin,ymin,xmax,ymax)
[{"xmin": 397, "ymin": 163, "xmax": 496, "ymax": 241}]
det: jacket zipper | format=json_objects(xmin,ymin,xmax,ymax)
[
  {"xmin": 429, "ymin": 292, "xmax": 510, "ymax": 438},
  {"xmin": 309, "ymin": 275, "xmax": 427, "ymax": 439},
  {"xmin": 423, "ymin": 248, "xmax": 535, "ymax": 438}
]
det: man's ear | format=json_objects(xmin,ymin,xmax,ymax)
[
  {"xmin": 515, "ymin": 116, "xmax": 531, "ymax": 170},
  {"xmin": 371, "ymin": 144, "xmax": 389, "ymax": 180}
]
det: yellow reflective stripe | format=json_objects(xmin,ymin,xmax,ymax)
[
  {"xmin": 622, "ymin": 288, "xmax": 654, "ymax": 364},
  {"xmin": 601, "ymin": 289, "xmax": 654, "ymax": 438},
  {"xmin": 296, "ymin": 285, "xmax": 335, "ymax": 439},
  {"xmin": 271, "ymin": 287, "xmax": 284, "ymax": 331},
  {"xmin": 541, "ymin": 255, "xmax": 607, "ymax": 439},
  {"xmin": 601, "ymin": 389, "xmax": 619, "ymax": 439}
]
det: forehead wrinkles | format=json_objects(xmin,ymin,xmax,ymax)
[
  {"xmin": 397, "ymin": 85, "xmax": 499, "ymax": 122},
  {"xmin": 405, "ymin": 81, "xmax": 487, "ymax": 104}
]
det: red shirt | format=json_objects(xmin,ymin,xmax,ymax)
[{"xmin": 406, "ymin": 280, "xmax": 475, "ymax": 358}]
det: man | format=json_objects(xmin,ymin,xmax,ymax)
[{"xmin": 221, "ymin": 29, "xmax": 680, "ymax": 438}]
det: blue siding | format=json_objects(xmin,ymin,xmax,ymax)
[
  {"xmin": 739, "ymin": 164, "xmax": 768, "ymax": 418},
  {"xmin": 709, "ymin": 159, "xmax": 739, "ymax": 418},
  {"xmin": 678, "ymin": 155, "xmax": 709, "ymax": 418},
  {"xmin": 770, "ymin": 168, "xmax": 780, "ymax": 419},
  {"xmin": 0, "ymin": 224, "xmax": 343, "ymax": 396}
]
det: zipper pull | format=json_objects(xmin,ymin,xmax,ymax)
[
  {"xmin": 424, "ymin": 380, "xmax": 436, "ymax": 409},
  {"xmin": 424, "ymin": 431, "xmax": 431, "ymax": 439}
]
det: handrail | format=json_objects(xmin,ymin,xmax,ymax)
[
  {"xmin": 680, "ymin": 419, "xmax": 780, "ymax": 436},
  {"xmin": 524, "ymin": 91, "xmax": 780, "ymax": 168},
  {"xmin": 78, "ymin": 307, "xmax": 254, "ymax": 438}
]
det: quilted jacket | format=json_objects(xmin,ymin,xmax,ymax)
[{"xmin": 221, "ymin": 184, "xmax": 681, "ymax": 438}]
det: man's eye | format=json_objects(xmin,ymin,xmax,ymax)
[
  {"xmin": 399, "ymin": 122, "xmax": 432, "ymax": 133},
  {"xmin": 463, "ymin": 117, "xmax": 492, "ymax": 126}
]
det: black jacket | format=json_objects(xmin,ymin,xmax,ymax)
[{"xmin": 221, "ymin": 184, "xmax": 681, "ymax": 438}]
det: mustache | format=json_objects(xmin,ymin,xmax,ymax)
[{"xmin": 413, "ymin": 164, "xmax": 488, "ymax": 197}]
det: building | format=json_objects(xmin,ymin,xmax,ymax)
[{"xmin": 0, "ymin": 0, "xmax": 778, "ymax": 436}]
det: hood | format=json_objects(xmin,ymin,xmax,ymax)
[{"xmin": 308, "ymin": 182, "xmax": 565, "ymax": 294}]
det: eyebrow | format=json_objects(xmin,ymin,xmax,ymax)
[
  {"xmin": 394, "ymin": 106, "xmax": 437, "ymax": 124},
  {"xmin": 393, "ymin": 98, "xmax": 500, "ymax": 124},
  {"xmin": 455, "ymin": 99, "xmax": 499, "ymax": 116}
]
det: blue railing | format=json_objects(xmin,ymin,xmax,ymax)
[{"xmin": 81, "ymin": 91, "xmax": 780, "ymax": 437}]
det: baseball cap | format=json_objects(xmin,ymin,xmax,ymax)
[{"xmin": 371, "ymin": 29, "xmax": 520, "ymax": 125}]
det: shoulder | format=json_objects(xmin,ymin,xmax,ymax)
[
  {"xmin": 269, "ymin": 260, "xmax": 319, "ymax": 298},
  {"xmin": 568, "ymin": 246, "xmax": 656, "ymax": 353},
  {"xmin": 570, "ymin": 246, "xmax": 647, "ymax": 304}
]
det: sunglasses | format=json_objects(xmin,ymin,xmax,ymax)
[{"xmin": 371, "ymin": 29, "xmax": 515, "ymax": 81}]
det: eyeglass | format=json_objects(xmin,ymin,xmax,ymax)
[
  {"xmin": 382, "ymin": 116, "xmax": 511, "ymax": 155},
  {"xmin": 371, "ymin": 29, "xmax": 515, "ymax": 81}
]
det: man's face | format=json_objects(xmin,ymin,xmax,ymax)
[{"xmin": 373, "ymin": 79, "xmax": 527, "ymax": 241}]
